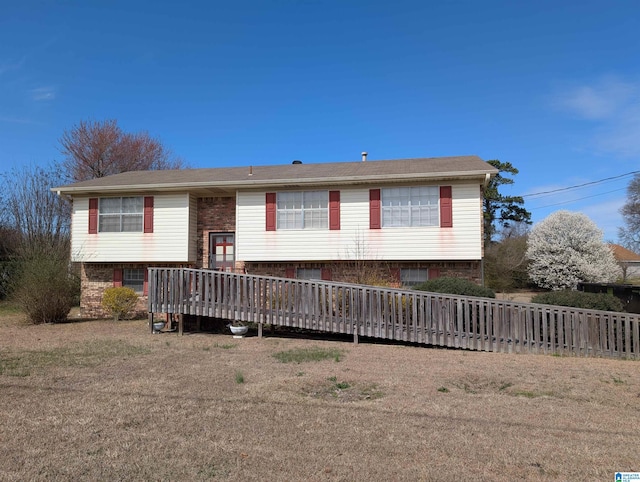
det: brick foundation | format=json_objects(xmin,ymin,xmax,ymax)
[
  {"xmin": 80, "ymin": 262, "xmax": 191, "ymax": 319},
  {"xmin": 244, "ymin": 260, "xmax": 481, "ymax": 285}
]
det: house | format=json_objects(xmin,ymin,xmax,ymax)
[
  {"xmin": 53, "ymin": 155, "xmax": 498, "ymax": 318},
  {"xmin": 608, "ymin": 244, "xmax": 640, "ymax": 281}
]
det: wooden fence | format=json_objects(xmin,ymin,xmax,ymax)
[{"xmin": 147, "ymin": 267, "xmax": 640, "ymax": 359}]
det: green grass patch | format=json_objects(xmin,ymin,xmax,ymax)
[
  {"xmin": 272, "ymin": 346, "xmax": 344, "ymax": 364},
  {"xmin": 511, "ymin": 389, "xmax": 555, "ymax": 399},
  {"xmin": 235, "ymin": 371, "xmax": 245, "ymax": 384},
  {"xmin": 0, "ymin": 339, "xmax": 150, "ymax": 377},
  {"xmin": 499, "ymin": 382, "xmax": 514, "ymax": 391},
  {"xmin": 0, "ymin": 301, "xmax": 22, "ymax": 316},
  {"xmin": 437, "ymin": 386, "xmax": 449, "ymax": 393}
]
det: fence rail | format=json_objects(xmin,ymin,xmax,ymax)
[{"xmin": 147, "ymin": 268, "xmax": 640, "ymax": 359}]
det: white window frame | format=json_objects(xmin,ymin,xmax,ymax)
[
  {"xmin": 277, "ymin": 191, "xmax": 328, "ymax": 230},
  {"xmin": 99, "ymin": 197, "xmax": 144, "ymax": 233},
  {"xmin": 381, "ymin": 187, "xmax": 439, "ymax": 227}
]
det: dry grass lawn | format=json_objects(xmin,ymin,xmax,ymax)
[{"xmin": 1, "ymin": 304, "xmax": 639, "ymax": 481}]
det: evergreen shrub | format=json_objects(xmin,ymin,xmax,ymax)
[
  {"xmin": 531, "ymin": 290, "xmax": 623, "ymax": 312},
  {"xmin": 414, "ymin": 277, "xmax": 495, "ymax": 298}
]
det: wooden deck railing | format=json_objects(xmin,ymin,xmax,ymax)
[{"xmin": 147, "ymin": 267, "xmax": 640, "ymax": 359}]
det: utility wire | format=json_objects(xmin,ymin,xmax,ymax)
[
  {"xmin": 529, "ymin": 187, "xmax": 627, "ymax": 210},
  {"xmin": 522, "ymin": 170, "xmax": 639, "ymax": 199}
]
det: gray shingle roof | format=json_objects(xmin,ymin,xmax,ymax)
[{"xmin": 53, "ymin": 155, "xmax": 497, "ymax": 195}]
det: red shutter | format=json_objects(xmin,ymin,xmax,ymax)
[
  {"xmin": 143, "ymin": 268, "xmax": 149, "ymax": 295},
  {"xmin": 440, "ymin": 186, "xmax": 453, "ymax": 228},
  {"xmin": 390, "ymin": 268, "xmax": 401, "ymax": 284},
  {"xmin": 143, "ymin": 196, "xmax": 154, "ymax": 233},
  {"xmin": 285, "ymin": 267, "xmax": 295, "ymax": 278},
  {"xmin": 321, "ymin": 268, "xmax": 332, "ymax": 281},
  {"xmin": 266, "ymin": 193, "xmax": 276, "ymax": 231},
  {"xmin": 329, "ymin": 191, "xmax": 340, "ymax": 230},
  {"xmin": 429, "ymin": 268, "xmax": 440, "ymax": 279},
  {"xmin": 369, "ymin": 189, "xmax": 381, "ymax": 229},
  {"xmin": 88, "ymin": 198, "xmax": 98, "ymax": 234},
  {"xmin": 113, "ymin": 268, "xmax": 123, "ymax": 287}
]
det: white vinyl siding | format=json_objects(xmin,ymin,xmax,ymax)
[
  {"xmin": 71, "ymin": 193, "xmax": 196, "ymax": 262},
  {"xmin": 277, "ymin": 191, "xmax": 328, "ymax": 230},
  {"xmin": 236, "ymin": 183, "xmax": 482, "ymax": 262}
]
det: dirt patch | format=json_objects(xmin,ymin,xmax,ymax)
[
  {"xmin": 495, "ymin": 290, "xmax": 541, "ymax": 303},
  {"xmin": 0, "ymin": 308, "xmax": 639, "ymax": 480}
]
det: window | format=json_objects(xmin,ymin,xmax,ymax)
[
  {"xmin": 296, "ymin": 268, "xmax": 322, "ymax": 280},
  {"xmin": 277, "ymin": 191, "xmax": 328, "ymax": 230},
  {"xmin": 123, "ymin": 268, "xmax": 145, "ymax": 293},
  {"xmin": 400, "ymin": 268, "xmax": 428, "ymax": 287},
  {"xmin": 99, "ymin": 197, "xmax": 143, "ymax": 232},
  {"xmin": 381, "ymin": 187, "xmax": 439, "ymax": 227}
]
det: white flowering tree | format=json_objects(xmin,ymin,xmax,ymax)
[{"xmin": 526, "ymin": 211, "xmax": 621, "ymax": 290}]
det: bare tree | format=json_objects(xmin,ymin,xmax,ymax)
[
  {"xmin": 0, "ymin": 163, "xmax": 70, "ymax": 257},
  {"xmin": 619, "ymin": 173, "xmax": 640, "ymax": 253},
  {"xmin": 484, "ymin": 225, "xmax": 530, "ymax": 293},
  {"xmin": 0, "ymin": 163, "xmax": 77, "ymax": 321},
  {"xmin": 59, "ymin": 119, "xmax": 185, "ymax": 181}
]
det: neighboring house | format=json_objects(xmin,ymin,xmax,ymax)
[
  {"xmin": 608, "ymin": 244, "xmax": 640, "ymax": 281},
  {"xmin": 53, "ymin": 155, "xmax": 498, "ymax": 318}
]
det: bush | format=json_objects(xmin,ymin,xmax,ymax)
[
  {"xmin": 11, "ymin": 255, "xmax": 77, "ymax": 324},
  {"xmin": 101, "ymin": 287, "xmax": 139, "ymax": 321},
  {"xmin": 531, "ymin": 290, "xmax": 624, "ymax": 312},
  {"xmin": 414, "ymin": 277, "xmax": 495, "ymax": 298}
]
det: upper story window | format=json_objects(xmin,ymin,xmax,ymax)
[
  {"xmin": 99, "ymin": 197, "xmax": 144, "ymax": 232},
  {"xmin": 277, "ymin": 191, "xmax": 328, "ymax": 230},
  {"xmin": 382, "ymin": 187, "xmax": 439, "ymax": 227}
]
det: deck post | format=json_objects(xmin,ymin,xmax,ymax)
[
  {"xmin": 148, "ymin": 312, "xmax": 154, "ymax": 334},
  {"xmin": 178, "ymin": 314, "xmax": 184, "ymax": 336},
  {"xmin": 258, "ymin": 322, "xmax": 263, "ymax": 338},
  {"xmin": 353, "ymin": 324, "xmax": 358, "ymax": 344}
]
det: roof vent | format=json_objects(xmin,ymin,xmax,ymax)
[
  {"xmin": 361, "ymin": 151, "xmax": 368, "ymax": 162},
  {"xmin": 292, "ymin": 160, "xmax": 302, "ymax": 164}
]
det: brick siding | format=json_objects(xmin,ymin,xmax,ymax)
[{"xmin": 196, "ymin": 196, "xmax": 236, "ymax": 268}]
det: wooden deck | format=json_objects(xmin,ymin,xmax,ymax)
[{"xmin": 147, "ymin": 267, "xmax": 640, "ymax": 359}]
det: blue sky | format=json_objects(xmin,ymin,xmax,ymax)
[{"xmin": 1, "ymin": 0, "xmax": 639, "ymax": 240}]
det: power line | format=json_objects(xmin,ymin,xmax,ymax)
[
  {"xmin": 522, "ymin": 170, "xmax": 639, "ymax": 199},
  {"xmin": 529, "ymin": 187, "xmax": 627, "ymax": 210}
]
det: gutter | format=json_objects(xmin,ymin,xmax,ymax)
[{"xmin": 52, "ymin": 169, "xmax": 499, "ymax": 196}]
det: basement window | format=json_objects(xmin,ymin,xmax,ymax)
[
  {"xmin": 400, "ymin": 268, "xmax": 428, "ymax": 287},
  {"xmin": 123, "ymin": 268, "xmax": 145, "ymax": 294},
  {"xmin": 296, "ymin": 268, "xmax": 322, "ymax": 280}
]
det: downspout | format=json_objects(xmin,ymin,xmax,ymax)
[{"xmin": 480, "ymin": 173, "xmax": 491, "ymax": 287}]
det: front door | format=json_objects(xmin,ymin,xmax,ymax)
[{"xmin": 209, "ymin": 233, "xmax": 235, "ymax": 271}]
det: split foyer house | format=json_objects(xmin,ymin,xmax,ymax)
[{"xmin": 53, "ymin": 155, "xmax": 498, "ymax": 318}]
